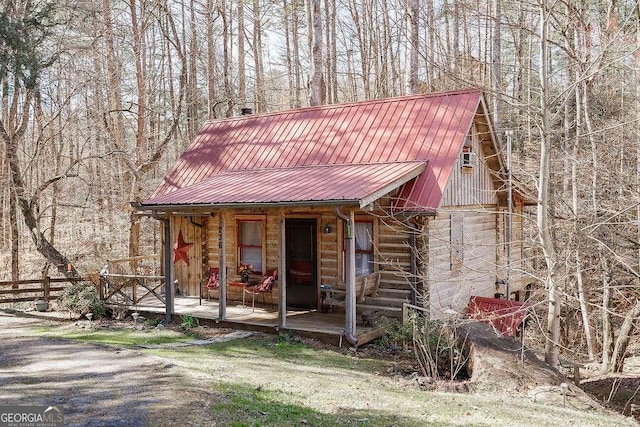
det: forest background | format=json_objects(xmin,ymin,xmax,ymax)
[{"xmin": 1, "ymin": 0, "xmax": 640, "ymax": 371}]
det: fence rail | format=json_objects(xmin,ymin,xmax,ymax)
[{"xmin": 0, "ymin": 277, "xmax": 83, "ymax": 304}]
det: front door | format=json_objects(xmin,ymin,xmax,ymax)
[{"xmin": 285, "ymin": 219, "xmax": 317, "ymax": 309}]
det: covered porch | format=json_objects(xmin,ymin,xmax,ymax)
[
  {"xmin": 134, "ymin": 161, "xmax": 424, "ymax": 349},
  {"xmin": 131, "ymin": 295, "xmax": 385, "ymax": 347}
]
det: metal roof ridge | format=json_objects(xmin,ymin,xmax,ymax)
[
  {"xmin": 215, "ymin": 160, "xmax": 429, "ymax": 174},
  {"xmin": 201, "ymin": 89, "xmax": 483, "ymax": 126}
]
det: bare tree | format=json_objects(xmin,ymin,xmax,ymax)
[{"xmin": 0, "ymin": 0, "xmax": 79, "ymax": 278}]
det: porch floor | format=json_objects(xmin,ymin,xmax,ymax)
[{"xmin": 130, "ymin": 296, "xmax": 385, "ymax": 347}]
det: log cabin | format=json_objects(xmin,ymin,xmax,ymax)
[{"xmin": 134, "ymin": 89, "xmax": 534, "ymax": 343}]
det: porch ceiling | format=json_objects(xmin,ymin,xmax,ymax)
[{"xmin": 139, "ymin": 161, "xmax": 426, "ymax": 210}]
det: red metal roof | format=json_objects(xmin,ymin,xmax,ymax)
[
  {"xmin": 145, "ymin": 89, "xmax": 483, "ymax": 211},
  {"xmin": 142, "ymin": 161, "xmax": 425, "ymax": 208}
]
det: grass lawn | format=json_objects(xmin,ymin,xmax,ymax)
[{"xmin": 32, "ymin": 324, "xmax": 637, "ymax": 426}]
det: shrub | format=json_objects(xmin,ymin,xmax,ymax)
[
  {"xmin": 376, "ymin": 313, "xmax": 469, "ymax": 381},
  {"xmin": 60, "ymin": 282, "xmax": 105, "ymax": 317},
  {"xmin": 375, "ymin": 316, "xmax": 415, "ymax": 348},
  {"xmin": 144, "ymin": 317, "xmax": 162, "ymax": 328},
  {"xmin": 180, "ymin": 314, "xmax": 198, "ymax": 329}
]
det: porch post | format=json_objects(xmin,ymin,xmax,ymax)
[
  {"xmin": 218, "ymin": 210, "xmax": 227, "ymax": 320},
  {"xmin": 345, "ymin": 210, "xmax": 357, "ymax": 338},
  {"xmin": 163, "ymin": 217, "xmax": 173, "ymax": 324},
  {"xmin": 278, "ymin": 210, "xmax": 287, "ymax": 328},
  {"xmin": 409, "ymin": 222, "xmax": 417, "ymax": 306}
]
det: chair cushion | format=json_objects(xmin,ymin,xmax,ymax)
[
  {"xmin": 256, "ymin": 276, "xmax": 274, "ymax": 292},
  {"xmin": 206, "ymin": 273, "xmax": 219, "ymax": 289}
]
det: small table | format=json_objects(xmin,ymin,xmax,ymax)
[{"xmin": 228, "ymin": 281, "xmax": 256, "ymax": 307}]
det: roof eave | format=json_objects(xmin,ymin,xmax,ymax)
[
  {"xmin": 358, "ymin": 163, "xmax": 426, "ymax": 209},
  {"xmin": 134, "ymin": 199, "xmax": 362, "ymax": 212}
]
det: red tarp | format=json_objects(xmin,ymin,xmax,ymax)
[{"xmin": 465, "ymin": 296, "xmax": 529, "ymax": 337}]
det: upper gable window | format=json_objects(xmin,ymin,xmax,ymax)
[{"xmin": 461, "ymin": 129, "xmax": 477, "ymax": 170}]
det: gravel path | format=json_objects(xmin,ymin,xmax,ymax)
[{"xmin": 0, "ymin": 311, "xmax": 217, "ymax": 426}]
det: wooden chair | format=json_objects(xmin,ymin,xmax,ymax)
[
  {"xmin": 199, "ymin": 267, "xmax": 220, "ymax": 305},
  {"xmin": 324, "ymin": 272, "xmax": 380, "ymax": 310},
  {"xmin": 244, "ymin": 269, "xmax": 277, "ymax": 312}
]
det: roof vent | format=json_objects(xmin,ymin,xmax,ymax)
[{"xmin": 241, "ymin": 107, "xmax": 253, "ymax": 115}]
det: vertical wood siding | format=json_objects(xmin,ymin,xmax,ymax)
[
  {"xmin": 170, "ymin": 216, "xmax": 203, "ymax": 296},
  {"xmin": 441, "ymin": 124, "xmax": 497, "ymax": 207}
]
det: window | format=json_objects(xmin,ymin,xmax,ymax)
[
  {"xmin": 461, "ymin": 144, "xmax": 477, "ymax": 169},
  {"xmin": 238, "ymin": 219, "xmax": 264, "ymax": 274},
  {"xmin": 461, "ymin": 131, "xmax": 477, "ymax": 170},
  {"xmin": 354, "ymin": 221, "xmax": 374, "ymax": 275}
]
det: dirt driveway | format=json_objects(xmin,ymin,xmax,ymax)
[{"xmin": 0, "ymin": 311, "xmax": 216, "ymax": 426}]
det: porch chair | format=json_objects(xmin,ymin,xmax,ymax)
[
  {"xmin": 199, "ymin": 267, "xmax": 220, "ymax": 305},
  {"xmin": 244, "ymin": 269, "xmax": 277, "ymax": 312}
]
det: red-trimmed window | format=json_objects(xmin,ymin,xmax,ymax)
[{"xmin": 238, "ymin": 219, "xmax": 264, "ymax": 274}]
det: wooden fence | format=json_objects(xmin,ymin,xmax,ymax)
[
  {"xmin": 0, "ymin": 277, "xmax": 83, "ymax": 304},
  {"xmin": 100, "ymin": 273, "xmax": 166, "ymax": 307}
]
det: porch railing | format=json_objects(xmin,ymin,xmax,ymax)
[{"xmin": 99, "ymin": 273, "xmax": 165, "ymax": 307}]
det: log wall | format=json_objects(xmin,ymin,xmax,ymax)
[
  {"xmin": 376, "ymin": 217, "xmax": 412, "ymax": 289},
  {"xmin": 428, "ymin": 207, "xmax": 498, "ymax": 319}
]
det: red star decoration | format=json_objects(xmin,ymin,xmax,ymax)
[{"xmin": 173, "ymin": 230, "xmax": 193, "ymax": 265}]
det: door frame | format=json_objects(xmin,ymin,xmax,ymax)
[{"xmin": 284, "ymin": 216, "xmax": 320, "ymax": 310}]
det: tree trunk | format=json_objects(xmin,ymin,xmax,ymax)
[
  {"xmin": 406, "ymin": 0, "xmax": 419, "ymax": 94},
  {"xmin": 128, "ymin": 0, "xmax": 147, "ymax": 259},
  {"xmin": 491, "ymin": 0, "xmax": 502, "ymax": 129},
  {"xmin": 252, "ymin": 0, "xmax": 264, "ymax": 112},
  {"xmin": 283, "ymin": 0, "xmax": 294, "ymax": 108},
  {"xmin": 206, "ymin": 0, "xmax": 218, "ymax": 118},
  {"xmin": 238, "ymin": 0, "xmax": 246, "ymax": 108},
  {"xmin": 309, "ymin": 0, "xmax": 323, "ymax": 106},
  {"xmin": 1, "ymin": 93, "xmax": 78, "ymax": 279},
  {"xmin": 636, "ymin": 3, "xmax": 640, "ymax": 276},
  {"xmin": 323, "ymin": 0, "xmax": 332, "ymax": 103},
  {"xmin": 607, "ymin": 298, "xmax": 640, "ymax": 373},
  {"xmin": 220, "ymin": 0, "xmax": 233, "ymax": 117},
  {"xmin": 187, "ymin": 0, "xmax": 199, "ymax": 140},
  {"xmin": 425, "ymin": 0, "xmax": 434, "ymax": 89},
  {"xmin": 538, "ymin": 0, "xmax": 560, "ymax": 367},
  {"xmin": 600, "ymin": 257, "xmax": 613, "ymax": 372},
  {"xmin": 292, "ymin": 0, "xmax": 301, "ymax": 108},
  {"xmin": 10, "ymin": 185, "xmax": 19, "ymax": 286},
  {"xmin": 576, "ymin": 253, "xmax": 595, "ymax": 361}
]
